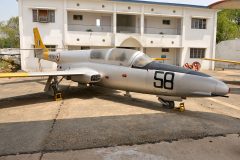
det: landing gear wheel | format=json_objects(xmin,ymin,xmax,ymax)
[
  {"xmin": 163, "ymin": 101, "xmax": 175, "ymax": 109},
  {"xmin": 158, "ymin": 98, "xmax": 175, "ymax": 109},
  {"xmin": 50, "ymin": 83, "xmax": 62, "ymax": 101}
]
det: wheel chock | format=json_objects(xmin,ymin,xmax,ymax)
[
  {"xmin": 55, "ymin": 93, "xmax": 62, "ymax": 101},
  {"xmin": 175, "ymin": 103, "xmax": 185, "ymax": 112}
]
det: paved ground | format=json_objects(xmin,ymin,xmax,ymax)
[{"xmin": 0, "ymin": 70, "xmax": 239, "ymax": 159}]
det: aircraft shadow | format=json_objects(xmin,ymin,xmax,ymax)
[
  {"xmin": 0, "ymin": 86, "xmax": 120, "ymax": 109},
  {"xmin": 1, "ymin": 86, "xmax": 240, "ymax": 156},
  {"xmin": 230, "ymin": 87, "xmax": 240, "ymax": 95},
  {"xmin": 0, "ymin": 109, "xmax": 239, "ymax": 156},
  {"xmin": 0, "ymin": 86, "xmax": 169, "ymax": 113},
  {"xmin": 224, "ymin": 80, "xmax": 240, "ymax": 85}
]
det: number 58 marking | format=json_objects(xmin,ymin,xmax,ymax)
[{"xmin": 154, "ymin": 71, "xmax": 175, "ymax": 90}]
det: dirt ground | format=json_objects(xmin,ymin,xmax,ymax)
[{"xmin": 0, "ymin": 69, "xmax": 239, "ymax": 160}]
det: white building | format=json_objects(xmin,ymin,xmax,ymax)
[{"xmin": 18, "ymin": 0, "xmax": 218, "ymax": 71}]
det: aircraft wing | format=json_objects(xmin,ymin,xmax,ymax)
[
  {"xmin": 0, "ymin": 68, "xmax": 101, "ymax": 83},
  {"xmin": 203, "ymin": 58, "xmax": 240, "ymax": 65}
]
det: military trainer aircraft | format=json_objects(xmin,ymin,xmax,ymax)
[{"xmin": 0, "ymin": 28, "xmax": 230, "ymax": 111}]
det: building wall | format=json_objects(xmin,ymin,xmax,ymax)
[
  {"xmin": 145, "ymin": 48, "xmax": 178, "ymax": 65},
  {"xmin": 68, "ymin": 11, "xmax": 112, "ymax": 32},
  {"xmin": 181, "ymin": 8, "xmax": 217, "ymax": 70},
  {"xmin": 144, "ymin": 16, "xmax": 181, "ymax": 35},
  {"xmin": 215, "ymin": 39, "xmax": 240, "ymax": 69},
  {"xmin": 19, "ymin": 0, "xmax": 64, "ymax": 71},
  {"xmin": 19, "ymin": 0, "xmax": 217, "ymax": 71}
]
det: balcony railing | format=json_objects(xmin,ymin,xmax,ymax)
[
  {"xmin": 68, "ymin": 24, "xmax": 112, "ymax": 32},
  {"xmin": 117, "ymin": 26, "xmax": 140, "ymax": 33},
  {"xmin": 66, "ymin": 31, "xmax": 113, "ymax": 46},
  {"xmin": 144, "ymin": 27, "xmax": 181, "ymax": 35},
  {"xmin": 67, "ymin": 24, "xmax": 181, "ymax": 35}
]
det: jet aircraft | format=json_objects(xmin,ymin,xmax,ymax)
[{"xmin": 0, "ymin": 28, "xmax": 230, "ymax": 111}]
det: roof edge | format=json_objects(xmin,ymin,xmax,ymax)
[
  {"xmin": 111, "ymin": 0, "xmax": 208, "ymax": 9},
  {"xmin": 208, "ymin": 0, "xmax": 226, "ymax": 9}
]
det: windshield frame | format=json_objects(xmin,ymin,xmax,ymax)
[
  {"xmin": 131, "ymin": 53, "xmax": 153, "ymax": 68},
  {"xmin": 106, "ymin": 48, "xmax": 140, "ymax": 67}
]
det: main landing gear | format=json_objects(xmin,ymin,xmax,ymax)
[
  {"xmin": 158, "ymin": 98, "xmax": 185, "ymax": 112},
  {"xmin": 45, "ymin": 76, "xmax": 63, "ymax": 101}
]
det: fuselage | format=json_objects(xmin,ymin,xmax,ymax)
[{"xmin": 46, "ymin": 48, "xmax": 229, "ymax": 100}]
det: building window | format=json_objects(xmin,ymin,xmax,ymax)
[
  {"xmin": 45, "ymin": 45, "xmax": 57, "ymax": 51},
  {"xmin": 190, "ymin": 48, "xmax": 205, "ymax": 58},
  {"xmin": 163, "ymin": 20, "xmax": 170, "ymax": 25},
  {"xmin": 191, "ymin": 18, "xmax": 207, "ymax": 29},
  {"xmin": 162, "ymin": 48, "xmax": 169, "ymax": 52},
  {"xmin": 73, "ymin": 15, "xmax": 83, "ymax": 21},
  {"xmin": 33, "ymin": 9, "xmax": 55, "ymax": 23}
]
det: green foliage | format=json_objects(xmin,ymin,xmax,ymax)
[
  {"xmin": 0, "ymin": 58, "xmax": 21, "ymax": 72},
  {"xmin": 217, "ymin": 9, "xmax": 240, "ymax": 43},
  {"xmin": 0, "ymin": 17, "xmax": 19, "ymax": 48}
]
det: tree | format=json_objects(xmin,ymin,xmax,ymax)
[
  {"xmin": 0, "ymin": 17, "xmax": 19, "ymax": 48},
  {"xmin": 217, "ymin": 9, "xmax": 240, "ymax": 43}
]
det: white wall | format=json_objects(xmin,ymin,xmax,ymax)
[
  {"xmin": 145, "ymin": 48, "xmax": 178, "ymax": 65},
  {"xmin": 181, "ymin": 7, "xmax": 217, "ymax": 70},
  {"xmin": 67, "ymin": 0, "xmax": 113, "ymax": 12},
  {"xmin": 145, "ymin": 16, "xmax": 181, "ymax": 35},
  {"xmin": 144, "ymin": 4, "xmax": 183, "ymax": 16},
  {"xmin": 20, "ymin": 0, "xmax": 64, "ymax": 71},
  {"xmin": 215, "ymin": 39, "xmax": 240, "ymax": 69},
  {"xmin": 68, "ymin": 11, "xmax": 112, "ymax": 32}
]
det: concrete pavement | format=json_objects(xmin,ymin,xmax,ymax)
[{"xmin": 0, "ymin": 70, "xmax": 239, "ymax": 159}]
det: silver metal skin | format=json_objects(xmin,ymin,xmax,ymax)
[{"xmin": 43, "ymin": 48, "xmax": 229, "ymax": 102}]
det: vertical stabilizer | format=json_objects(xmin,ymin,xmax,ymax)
[{"xmin": 33, "ymin": 28, "xmax": 49, "ymax": 60}]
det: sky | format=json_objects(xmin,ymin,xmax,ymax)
[{"xmin": 0, "ymin": 0, "xmax": 220, "ymax": 21}]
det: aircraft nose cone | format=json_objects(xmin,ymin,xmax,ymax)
[{"xmin": 215, "ymin": 81, "xmax": 229, "ymax": 96}]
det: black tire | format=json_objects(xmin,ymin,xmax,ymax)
[{"xmin": 162, "ymin": 101, "xmax": 175, "ymax": 109}]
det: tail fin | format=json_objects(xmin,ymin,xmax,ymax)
[{"xmin": 33, "ymin": 28, "xmax": 49, "ymax": 60}]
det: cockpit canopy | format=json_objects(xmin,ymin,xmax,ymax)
[
  {"xmin": 89, "ymin": 48, "xmax": 210, "ymax": 77},
  {"xmin": 89, "ymin": 48, "xmax": 152, "ymax": 67}
]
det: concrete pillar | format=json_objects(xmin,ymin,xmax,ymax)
[
  {"xmin": 113, "ymin": 3, "xmax": 117, "ymax": 34},
  {"xmin": 113, "ymin": 12, "xmax": 117, "ymax": 34},
  {"xmin": 140, "ymin": 5, "xmax": 144, "ymax": 35},
  {"xmin": 211, "ymin": 11, "xmax": 218, "ymax": 70},
  {"xmin": 18, "ymin": 0, "xmax": 26, "ymax": 70},
  {"xmin": 63, "ymin": 0, "xmax": 67, "ymax": 49},
  {"xmin": 180, "ymin": 9, "xmax": 186, "ymax": 66}
]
